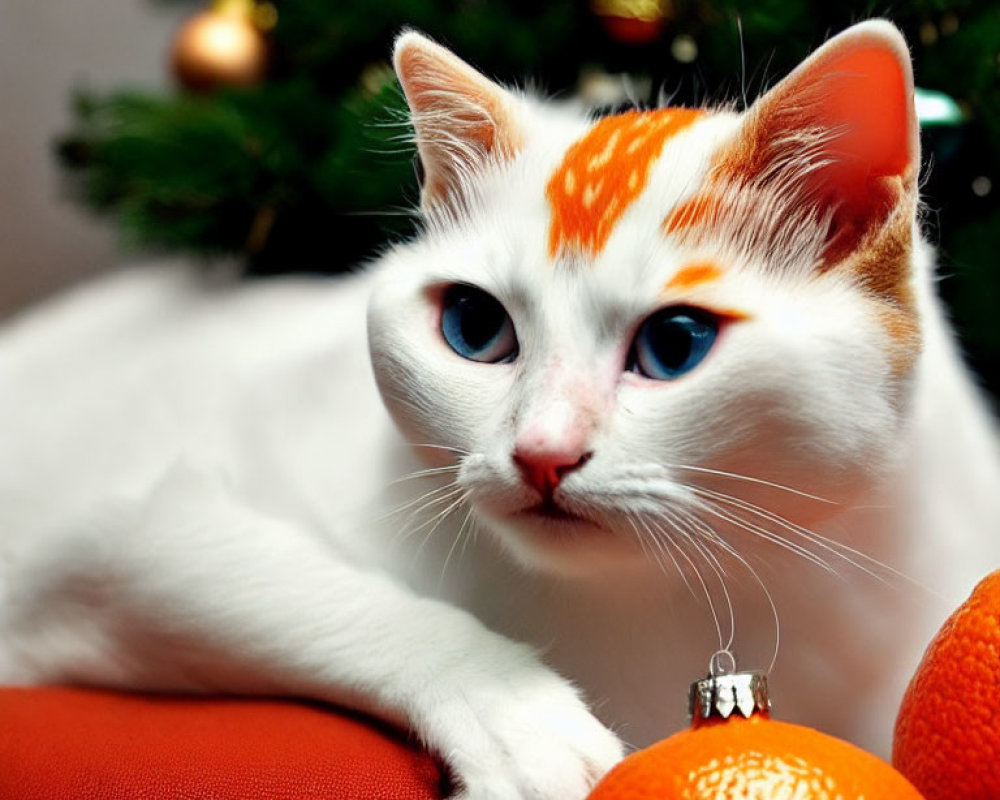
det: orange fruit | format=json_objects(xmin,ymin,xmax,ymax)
[
  {"xmin": 894, "ymin": 569, "xmax": 1000, "ymax": 798},
  {"xmin": 589, "ymin": 711, "xmax": 923, "ymax": 799}
]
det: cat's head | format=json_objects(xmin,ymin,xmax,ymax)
[{"xmin": 368, "ymin": 22, "xmax": 922, "ymax": 575}]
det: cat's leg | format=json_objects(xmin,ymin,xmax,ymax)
[{"xmin": 8, "ymin": 462, "xmax": 623, "ymax": 800}]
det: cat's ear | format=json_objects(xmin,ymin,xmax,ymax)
[
  {"xmin": 732, "ymin": 20, "xmax": 919, "ymax": 266},
  {"xmin": 394, "ymin": 31, "xmax": 526, "ymax": 210}
]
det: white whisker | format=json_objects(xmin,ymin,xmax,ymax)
[
  {"xmin": 391, "ymin": 485, "xmax": 467, "ymax": 545},
  {"xmin": 659, "ymin": 509, "xmax": 735, "ymax": 652},
  {"xmin": 632, "ymin": 511, "xmax": 690, "ymax": 593},
  {"xmin": 691, "ymin": 538, "xmax": 736, "ymax": 654},
  {"xmin": 673, "ymin": 506, "xmax": 741, "ymax": 561},
  {"xmin": 623, "ymin": 513, "xmax": 656, "ymax": 568},
  {"xmin": 742, "ymin": 554, "xmax": 781, "ymax": 674},
  {"xmin": 694, "ymin": 497, "xmax": 837, "ymax": 573},
  {"xmin": 378, "ymin": 481, "xmax": 462, "ymax": 524},
  {"xmin": 386, "ymin": 464, "xmax": 462, "ymax": 487},
  {"xmin": 667, "ymin": 501, "xmax": 779, "ymax": 672},
  {"xmin": 643, "ymin": 512, "xmax": 726, "ymax": 651},
  {"xmin": 459, "ymin": 508, "xmax": 480, "ymax": 561},
  {"xmin": 439, "ymin": 504, "xmax": 476, "ymax": 589},
  {"xmin": 682, "ymin": 506, "xmax": 779, "ymax": 670},
  {"xmin": 667, "ymin": 463, "xmax": 837, "ymax": 505},
  {"xmin": 409, "ymin": 491, "xmax": 469, "ymax": 557},
  {"xmin": 406, "ymin": 442, "xmax": 471, "ymax": 455},
  {"xmin": 694, "ymin": 485, "xmax": 907, "ymax": 585}
]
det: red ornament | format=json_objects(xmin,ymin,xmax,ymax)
[{"xmin": 592, "ymin": 0, "xmax": 671, "ymax": 44}]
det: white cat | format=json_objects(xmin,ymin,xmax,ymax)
[{"xmin": 2, "ymin": 20, "xmax": 999, "ymax": 799}]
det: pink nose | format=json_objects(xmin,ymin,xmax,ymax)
[{"xmin": 513, "ymin": 450, "xmax": 592, "ymax": 497}]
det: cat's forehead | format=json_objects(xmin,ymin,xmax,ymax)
[
  {"xmin": 533, "ymin": 108, "xmax": 745, "ymax": 280},
  {"xmin": 545, "ymin": 108, "xmax": 704, "ymax": 259},
  {"xmin": 420, "ymin": 106, "xmax": 761, "ymax": 304},
  {"xmin": 534, "ymin": 107, "xmax": 739, "ymax": 262},
  {"xmin": 429, "ymin": 107, "xmax": 750, "ymax": 305}
]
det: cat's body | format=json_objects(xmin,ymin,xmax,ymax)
[{"xmin": 2, "ymin": 22, "xmax": 999, "ymax": 799}]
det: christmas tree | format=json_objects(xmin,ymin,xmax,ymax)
[{"xmin": 57, "ymin": 0, "xmax": 999, "ymax": 395}]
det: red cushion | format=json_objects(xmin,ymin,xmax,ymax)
[{"xmin": 0, "ymin": 687, "xmax": 447, "ymax": 799}]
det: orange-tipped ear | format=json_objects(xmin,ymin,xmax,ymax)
[
  {"xmin": 732, "ymin": 20, "xmax": 918, "ymax": 265},
  {"xmin": 393, "ymin": 32, "xmax": 524, "ymax": 210}
]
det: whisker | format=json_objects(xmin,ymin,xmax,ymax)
[
  {"xmin": 628, "ymin": 512, "xmax": 673, "ymax": 581},
  {"xmin": 406, "ymin": 442, "xmax": 471, "ymax": 455},
  {"xmin": 386, "ymin": 464, "xmax": 461, "ymax": 487},
  {"xmin": 668, "ymin": 509, "xmax": 736, "ymax": 637},
  {"xmin": 694, "ymin": 496, "xmax": 837, "ymax": 573},
  {"xmin": 657, "ymin": 510, "xmax": 735, "ymax": 653},
  {"xmin": 623, "ymin": 513, "xmax": 656, "ymax": 568},
  {"xmin": 439, "ymin": 504, "xmax": 476, "ymax": 589},
  {"xmin": 667, "ymin": 463, "xmax": 838, "ymax": 505},
  {"xmin": 459, "ymin": 508, "xmax": 480, "ymax": 561},
  {"xmin": 643, "ymin": 512, "xmax": 726, "ymax": 652},
  {"xmin": 691, "ymin": 538, "xmax": 736, "ymax": 654},
  {"xmin": 694, "ymin": 486, "xmax": 907, "ymax": 585},
  {"xmin": 378, "ymin": 481, "xmax": 462, "ymax": 524},
  {"xmin": 672, "ymin": 505, "xmax": 741, "ymax": 561},
  {"xmin": 631, "ymin": 511, "xmax": 690, "ymax": 593},
  {"xmin": 671, "ymin": 503, "xmax": 780, "ymax": 673},
  {"xmin": 392, "ymin": 485, "xmax": 466, "ymax": 543},
  {"xmin": 345, "ymin": 209, "xmax": 420, "ymax": 218},
  {"xmin": 409, "ymin": 492, "xmax": 468, "ymax": 557},
  {"xmin": 737, "ymin": 551, "xmax": 781, "ymax": 675}
]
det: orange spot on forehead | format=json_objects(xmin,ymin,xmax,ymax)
[
  {"xmin": 663, "ymin": 261, "xmax": 724, "ymax": 293},
  {"xmin": 547, "ymin": 108, "xmax": 703, "ymax": 259}
]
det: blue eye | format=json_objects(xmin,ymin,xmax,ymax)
[
  {"xmin": 629, "ymin": 307, "xmax": 718, "ymax": 380},
  {"xmin": 441, "ymin": 284, "xmax": 518, "ymax": 363}
]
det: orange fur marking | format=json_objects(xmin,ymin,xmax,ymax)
[
  {"xmin": 662, "ymin": 192, "xmax": 727, "ymax": 236},
  {"xmin": 547, "ymin": 108, "xmax": 702, "ymax": 258},
  {"xmin": 663, "ymin": 261, "xmax": 724, "ymax": 292}
]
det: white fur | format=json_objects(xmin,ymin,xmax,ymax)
[{"xmin": 3, "ymin": 23, "xmax": 1000, "ymax": 799}]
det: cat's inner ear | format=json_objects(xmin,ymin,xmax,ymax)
[
  {"xmin": 394, "ymin": 32, "xmax": 525, "ymax": 209},
  {"xmin": 730, "ymin": 21, "xmax": 918, "ymax": 266}
]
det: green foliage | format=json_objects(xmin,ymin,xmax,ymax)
[{"xmin": 60, "ymin": 78, "xmax": 413, "ymax": 270}]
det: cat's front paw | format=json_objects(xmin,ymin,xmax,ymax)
[
  {"xmin": 449, "ymin": 694, "xmax": 623, "ymax": 800},
  {"xmin": 419, "ymin": 648, "xmax": 624, "ymax": 800}
]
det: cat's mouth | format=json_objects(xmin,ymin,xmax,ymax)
[
  {"xmin": 514, "ymin": 498, "xmax": 606, "ymax": 534},
  {"xmin": 518, "ymin": 500, "xmax": 583, "ymax": 524},
  {"xmin": 502, "ymin": 496, "xmax": 639, "ymax": 574}
]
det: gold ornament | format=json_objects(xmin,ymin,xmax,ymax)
[
  {"xmin": 591, "ymin": 0, "xmax": 672, "ymax": 44},
  {"xmin": 171, "ymin": 0, "xmax": 275, "ymax": 91}
]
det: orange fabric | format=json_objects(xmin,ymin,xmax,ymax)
[
  {"xmin": 0, "ymin": 687, "xmax": 446, "ymax": 800},
  {"xmin": 546, "ymin": 108, "xmax": 702, "ymax": 258}
]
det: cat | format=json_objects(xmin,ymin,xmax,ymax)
[{"xmin": 2, "ymin": 19, "xmax": 1000, "ymax": 799}]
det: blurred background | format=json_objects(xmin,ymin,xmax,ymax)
[{"xmin": 1, "ymin": 0, "xmax": 997, "ymax": 400}]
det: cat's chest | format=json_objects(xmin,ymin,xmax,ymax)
[
  {"xmin": 385, "ymin": 498, "xmax": 938, "ymax": 754},
  {"xmin": 502, "ymin": 567, "xmax": 920, "ymax": 754}
]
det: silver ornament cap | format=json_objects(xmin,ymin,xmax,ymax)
[{"xmin": 689, "ymin": 650, "xmax": 771, "ymax": 723}]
